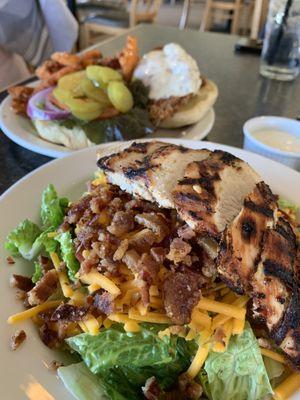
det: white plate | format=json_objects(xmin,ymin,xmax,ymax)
[
  {"xmin": 0, "ymin": 89, "xmax": 215, "ymax": 158},
  {"xmin": 0, "ymin": 139, "xmax": 299, "ymax": 400}
]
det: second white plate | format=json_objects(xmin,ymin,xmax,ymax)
[{"xmin": 0, "ymin": 90, "xmax": 215, "ymax": 158}]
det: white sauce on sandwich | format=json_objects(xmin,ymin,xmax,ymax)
[
  {"xmin": 133, "ymin": 43, "xmax": 201, "ymax": 100},
  {"xmin": 252, "ymin": 129, "xmax": 300, "ymax": 153}
]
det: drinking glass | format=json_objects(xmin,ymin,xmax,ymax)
[{"xmin": 260, "ymin": 0, "xmax": 300, "ymax": 81}]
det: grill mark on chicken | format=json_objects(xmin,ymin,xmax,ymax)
[
  {"xmin": 274, "ymin": 287, "xmax": 300, "ymax": 345},
  {"xmin": 263, "ymin": 260, "xmax": 295, "ymax": 289},
  {"xmin": 244, "ymin": 200, "xmax": 274, "ymax": 218},
  {"xmin": 176, "ymin": 191, "xmax": 202, "ymax": 202},
  {"xmin": 218, "ymin": 179, "xmax": 300, "ymax": 367},
  {"xmin": 217, "ymin": 182, "xmax": 277, "ymax": 293},
  {"xmin": 241, "ymin": 218, "xmax": 257, "ymax": 241},
  {"xmin": 172, "ymin": 150, "xmax": 259, "ymax": 237},
  {"xmin": 213, "ymin": 150, "xmax": 239, "ymax": 166}
]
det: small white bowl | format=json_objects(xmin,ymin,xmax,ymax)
[{"xmin": 243, "ymin": 116, "xmax": 300, "ymax": 170}]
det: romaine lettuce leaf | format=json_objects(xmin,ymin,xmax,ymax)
[
  {"xmin": 58, "ymin": 362, "xmax": 141, "ymax": 400},
  {"xmin": 58, "ymin": 362, "xmax": 110, "ymax": 400},
  {"xmin": 66, "ymin": 326, "xmax": 176, "ymax": 373},
  {"xmin": 121, "ymin": 336, "xmax": 191, "ymax": 389},
  {"xmin": 5, "ymin": 220, "xmax": 57, "ymax": 261},
  {"xmin": 55, "ymin": 231, "xmax": 79, "ymax": 281},
  {"xmin": 41, "ymin": 184, "xmax": 69, "ymax": 229},
  {"xmin": 263, "ymin": 356, "xmax": 286, "ymax": 388},
  {"xmin": 32, "ymin": 261, "xmax": 42, "ymax": 283},
  {"xmin": 5, "ymin": 219, "xmax": 41, "ymax": 259},
  {"xmin": 204, "ymin": 323, "xmax": 273, "ymax": 400}
]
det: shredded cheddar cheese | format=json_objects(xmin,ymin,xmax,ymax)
[
  {"xmin": 92, "ymin": 171, "xmax": 107, "ymax": 186},
  {"xmin": 69, "ymin": 290, "xmax": 86, "ymax": 305},
  {"xmin": 149, "ymin": 285, "xmax": 159, "ymax": 297},
  {"xmin": 81, "ymin": 314, "xmax": 100, "ymax": 335},
  {"xmin": 213, "ymin": 319, "xmax": 233, "ymax": 353},
  {"xmin": 136, "ymin": 300, "xmax": 148, "ymax": 316},
  {"xmin": 197, "ymin": 297, "xmax": 246, "ymax": 320},
  {"xmin": 273, "ymin": 372, "xmax": 300, "ymax": 400},
  {"xmin": 185, "ymin": 328, "xmax": 197, "ymax": 341},
  {"xmin": 87, "ymin": 283, "xmax": 101, "ymax": 294},
  {"xmin": 7, "ymin": 300, "xmax": 61, "ymax": 324},
  {"xmin": 124, "ymin": 321, "xmax": 141, "ymax": 333},
  {"xmin": 80, "ymin": 271, "xmax": 121, "ymax": 296},
  {"xmin": 191, "ymin": 309, "xmax": 212, "ymax": 329},
  {"xmin": 260, "ymin": 348, "xmax": 286, "ymax": 364},
  {"xmin": 50, "ymin": 252, "xmax": 74, "ymax": 298},
  {"xmin": 187, "ymin": 343, "xmax": 209, "ymax": 379},
  {"xmin": 232, "ymin": 317, "xmax": 245, "ymax": 335},
  {"xmin": 129, "ymin": 308, "xmax": 172, "ymax": 324},
  {"xmin": 211, "ymin": 296, "xmax": 248, "ymax": 330},
  {"xmin": 103, "ymin": 318, "xmax": 113, "ymax": 329}
]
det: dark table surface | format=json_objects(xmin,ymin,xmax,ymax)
[{"xmin": 1, "ymin": 24, "xmax": 299, "ymax": 194}]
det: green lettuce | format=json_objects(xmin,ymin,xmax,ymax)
[
  {"xmin": 58, "ymin": 362, "xmax": 141, "ymax": 400},
  {"xmin": 64, "ymin": 325, "xmax": 195, "ymax": 399},
  {"xmin": 66, "ymin": 326, "xmax": 177, "ymax": 373},
  {"xmin": 32, "ymin": 261, "xmax": 42, "ymax": 283},
  {"xmin": 41, "ymin": 184, "xmax": 69, "ymax": 229},
  {"xmin": 55, "ymin": 231, "xmax": 79, "ymax": 281},
  {"xmin": 204, "ymin": 323, "xmax": 273, "ymax": 400},
  {"xmin": 263, "ymin": 356, "xmax": 286, "ymax": 388},
  {"xmin": 278, "ymin": 197, "xmax": 297, "ymax": 211},
  {"xmin": 5, "ymin": 219, "xmax": 41, "ymax": 259}
]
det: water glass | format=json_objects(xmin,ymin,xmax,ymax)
[{"xmin": 260, "ymin": 0, "xmax": 300, "ymax": 81}]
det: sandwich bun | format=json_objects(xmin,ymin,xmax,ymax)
[{"xmin": 158, "ymin": 79, "xmax": 218, "ymax": 129}]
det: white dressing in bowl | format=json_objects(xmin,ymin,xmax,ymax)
[{"xmin": 252, "ymin": 129, "xmax": 300, "ymax": 153}]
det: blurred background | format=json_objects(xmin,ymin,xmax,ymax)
[{"xmin": 0, "ymin": 0, "xmax": 269, "ymax": 90}]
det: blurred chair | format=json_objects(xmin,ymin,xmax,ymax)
[
  {"xmin": 200, "ymin": 0, "xmax": 244, "ymax": 34},
  {"xmin": 80, "ymin": 0, "xmax": 162, "ymax": 48}
]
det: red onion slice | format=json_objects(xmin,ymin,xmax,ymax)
[{"xmin": 27, "ymin": 87, "xmax": 71, "ymax": 120}]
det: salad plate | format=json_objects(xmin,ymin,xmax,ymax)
[
  {"xmin": 0, "ymin": 138, "xmax": 299, "ymax": 400},
  {"xmin": 0, "ymin": 92, "xmax": 215, "ymax": 158}
]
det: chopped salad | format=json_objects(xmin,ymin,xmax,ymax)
[{"xmin": 4, "ymin": 174, "xmax": 300, "ymax": 400}]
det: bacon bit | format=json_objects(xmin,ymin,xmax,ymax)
[
  {"xmin": 107, "ymin": 211, "xmax": 135, "ymax": 237},
  {"xmin": 163, "ymin": 272, "xmax": 202, "ymax": 325},
  {"xmin": 142, "ymin": 376, "xmax": 163, "ymax": 400},
  {"xmin": 150, "ymin": 247, "xmax": 167, "ymax": 263},
  {"xmin": 178, "ymin": 373, "xmax": 203, "ymax": 400},
  {"xmin": 113, "ymin": 239, "xmax": 129, "ymax": 261},
  {"xmin": 51, "ymin": 304, "xmax": 88, "ymax": 322},
  {"xmin": 27, "ymin": 270, "xmax": 59, "ymax": 306},
  {"xmin": 177, "ymin": 225, "xmax": 196, "ymax": 240},
  {"xmin": 135, "ymin": 213, "xmax": 170, "ymax": 242},
  {"xmin": 10, "ymin": 329, "xmax": 26, "ymax": 351},
  {"xmin": 258, "ymin": 337, "xmax": 272, "ymax": 349},
  {"xmin": 6, "ymin": 256, "xmax": 15, "ymax": 265},
  {"xmin": 10, "ymin": 274, "xmax": 34, "ymax": 292},
  {"xmin": 122, "ymin": 249, "xmax": 141, "ymax": 273},
  {"xmin": 167, "ymin": 238, "xmax": 192, "ymax": 264},
  {"xmin": 93, "ymin": 292, "xmax": 115, "ymax": 315},
  {"xmin": 45, "ymin": 360, "xmax": 64, "ymax": 372}
]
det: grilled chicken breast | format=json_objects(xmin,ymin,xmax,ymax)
[
  {"xmin": 97, "ymin": 140, "xmax": 300, "ymax": 368},
  {"xmin": 217, "ymin": 182, "xmax": 277, "ymax": 293},
  {"xmin": 172, "ymin": 150, "xmax": 260, "ymax": 238},
  {"xmin": 97, "ymin": 141, "xmax": 210, "ymax": 208},
  {"xmin": 217, "ymin": 181, "xmax": 300, "ymax": 367}
]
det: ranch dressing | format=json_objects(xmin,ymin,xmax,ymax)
[
  {"xmin": 252, "ymin": 129, "xmax": 300, "ymax": 153},
  {"xmin": 133, "ymin": 43, "xmax": 201, "ymax": 100}
]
